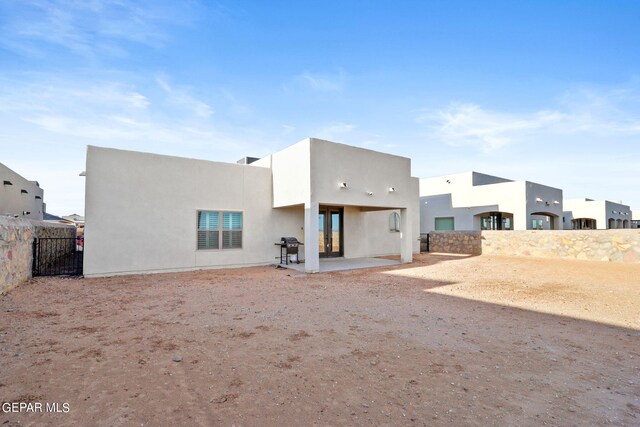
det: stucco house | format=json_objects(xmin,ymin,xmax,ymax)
[
  {"xmin": 563, "ymin": 198, "xmax": 633, "ymax": 230},
  {"xmin": 419, "ymin": 171, "xmax": 563, "ymax": 233},
  {"xmin": 632, "ymin": 211, "xmax": 640, "ymax": 229},
  {"xmin": 84, "ymin": 138, "xmax": 419, "ymax": 277},
  {"xmin": 1, "ymin": 162, "xmax": 45, "ymax": 220}
]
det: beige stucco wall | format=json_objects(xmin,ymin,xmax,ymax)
[
  {"xmin": 84, "ymin": 146, "xmax": 303, "ymax": 277},
  {"xmin": 428, "ymin": 230, "xmax": 640, "ymax": 263},
  {"xmin": 85, "ymin": 140, "xmax": 420, "ymax": 276},
  {"xmin": 1, "ymin": 163, "xmax": 45, "ymax": 220}
]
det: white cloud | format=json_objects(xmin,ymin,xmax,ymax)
[
  {"xmin": 419, "ymin": 83, "xmax": 640, "ymax": 152},
  {"xmin": 0, "ymin": 0, "xmax": 199, "ymax": 58},
  {"xmin": 156, "ymin": 76, "xmax": 214, "ymax": 118},
  {"xmin": 292, "ymin": 69, "xmax": 346, "ymax": 93}
]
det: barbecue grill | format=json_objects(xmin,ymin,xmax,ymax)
[{"xmin": 275, "ymin": 237, "xmax": 304, "ymax": 265}]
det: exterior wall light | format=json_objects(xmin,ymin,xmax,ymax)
[
  {"xmin": 388, "ymin": 187, "xmax": 396, "ymax": 192},
  {"xmin": 3, "ymin": 180, "xmax": 12, "ymax": 185},
  {"xmin": 553, "ymin": 200, "xmax": 560, "ymax": 204},
  {"xmin": 446, "ymin": 179, "xmax": 451, "ymax": 184},
  {"xmin": 21, "ymin": 189, "xmax": 28, "ymax": 194},
  {"xmin": 366, "ymin": 191, "xmax": 373, "ymax": 196},
  {"xmin": 22, "ymin": 211, "xmax": 30, "ymax": 215},
  {"xmin": 535, "ymin": 198, "xmax": 543, "ymax": 202},
  {"xmin": 339, "ymin": 182, "xmax": 348, "ymax": 189}
]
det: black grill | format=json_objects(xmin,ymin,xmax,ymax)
[{"xmin": 276, "ymin": 237, "xmax": 304, "ymax": 265}]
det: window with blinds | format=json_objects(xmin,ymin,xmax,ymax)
[
  {"xmin": 222, "ymin": 212, "xmax": 242, "ymax": 249},
  {"xmin": 197, "ymin": 211, "xmax": 242, "ymax": 250}
]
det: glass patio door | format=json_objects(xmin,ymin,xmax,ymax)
[{"xmin": 319, "ymin": 207, "xmax": 343, "ymax": 258}]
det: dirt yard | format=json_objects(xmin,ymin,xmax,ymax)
[{"xmin": 1, "ymin": 254, "xmax": 639, "ymax": 426}]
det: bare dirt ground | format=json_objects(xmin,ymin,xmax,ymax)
[{"xmin": 1, "ymin": 254, "xmax": 639, "ymax": 426}]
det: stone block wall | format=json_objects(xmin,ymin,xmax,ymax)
[
  {"xmin": 0, "ymin": 218, "xmax": 76, "ymax": 293},
  {"xmin": 481, "ymin": 230, "xmax": 640, "ymax": 263},
  {"xmin": 1, "ymin": 217, "xmax": 34, "ymax": 293},
  {"xmin": 427, "ymin": 229, "xmax": 640, "ymax": 263},
  {"xmin": 32, "ymin": 221, "xmax": 76, "ymax": 239},
  {"xmin": 428, "ymin": 231, "xmax": 482, "ymax": 255}
]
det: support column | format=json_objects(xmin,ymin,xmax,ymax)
[
  {"xmin": 400, "ymin": 208, "xmax": 413, "ymax": 264},
  {"xmin": 304, "ymin": 201, "xmax": 320, "ymax": 273}
]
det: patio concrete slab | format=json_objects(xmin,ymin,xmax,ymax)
[{"xmin": 282, "ymin": 257, "xmax": 400, "ymax": 273}]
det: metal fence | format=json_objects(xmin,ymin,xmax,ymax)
[{"xmin": 32, "ymin": 237, "xmax": 83, "ymax": 276}]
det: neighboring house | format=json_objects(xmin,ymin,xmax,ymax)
[
  {"xmin": 84, "ymin": 138, "xmax": 420, "ymax": 277},
  {"xmin": 62, "ymin": 213, "xmax": 85, "ymax": 235},
  {"xmin": 419, "ymin": 171, "xmax": 563, "ymax": 233},
  {"xmin": 43, "ymin": 212, "xmax": 71, "ymax": 224},
  {"xmin": 62, "ymin": 213, "xmax": 84, "ymax": 225},
  {"xmin": 1, "ymin": 162, "xmax": 45, "ymax": 220},
  {"xmin": 631, "ymin": 211, "xmax": 640, "ymax": 229},
  {"xmin": 563, "ymin": 199, "xmax": 633, "ymax": 229}
]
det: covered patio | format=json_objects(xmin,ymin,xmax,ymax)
[{"xmin": 282, "ymin": 256, "xmax": 400, "ymax": 273}]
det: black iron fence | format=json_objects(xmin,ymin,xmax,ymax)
[
  {"xmin": 419, "ymin": 234, "xmax": 430, "ymax": 252},
  {"xmin": 32, "ymin": 237, "xmax": 83, "ymax": 276}
]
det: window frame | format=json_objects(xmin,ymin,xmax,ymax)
[
  {"xmin": 435, "ymin": 216, "xmax": 455, "ymax": 231},
  {"xmin": 196, "ymin": 210, "xmax": 243, "ymax": 251}
]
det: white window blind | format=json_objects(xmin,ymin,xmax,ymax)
[
  {"xmin": 197, "ymin": 211, "xmax": 243, "ymax": 250},
  {"xmin": 222, "ymin": 212, "xmax": 243, "ymax": 249}
]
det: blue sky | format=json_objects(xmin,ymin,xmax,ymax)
[{"xmin": 1, "ymin": 0, "xmax": 639, "ymax": 215}]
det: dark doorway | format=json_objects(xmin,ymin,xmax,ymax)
[{"xmin": 319, "ymin": 207, "xmax": 343, "ymax": 258}]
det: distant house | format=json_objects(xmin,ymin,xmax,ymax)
[
  {"xmin": 632, "ymin": 211, "xmax": 640, "ymax": 229},
  {"xmin": 43, "ymin": 212, "xmax": 69, "ymax": 223},
  {"xmin": 1, "ymin": 162, "xmax": 45, "ymax": 220},
  {"xmin": 563, "ymin": 199, "xmax": 633, "ymax": 230},
  {"xmin": 62, "ymin": 213, "xmax": 84, "ymax": 225},
  {"xmin": 419, "ymin": 171, "xmax": 563, "ymax": 232},
  {"xmin": 84, "ymin": 138, "xmax": 419, "ymax": 277}
]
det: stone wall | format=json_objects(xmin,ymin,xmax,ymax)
[
  {"xmin": 32, "ymin": 221, "xmax": 76, "ymax": 239},
  {"xmin": 427, "ymin": 230, "xmax": 640, "ymax": 263},
  {"xmin": 0, "ymin": 217, "xmax": 76, "ymax": 293},
  {"xmin": 427, "ymin": 231, "xmax": 482, "ymax": 255},
  {"xmin": 1, "ymin": 217, "xmax": 34, "ymax": 293}
]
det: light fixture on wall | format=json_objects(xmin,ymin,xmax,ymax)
[
  {"xmin": 35, "ymin": 196, "xmax": 42, "ymax": 200},
  {"xmin": 22, "ymin": 211, "xmax": 30, "ymax": 215},
  {"xmin": 446, "ymin": 179, "xmax": 451, "ymax": 184},
  {"xmin": 388, "ymin": 187, "xmax": 396, "ymax": 192},
  {"xmin": 535, "ymin": 197, "xmax": 543, "ymax": 202},
  {"xmin": 339, "ymin": 182, "xmax": 348, "ymax": 189},
  {"xmin": 553, "ymin": 200, "xmax": 560, "ymax": 205},
  {"xmin": 3, "ymin": 180, "xmax": 12, "ymax": 186},
  {"xmin": 366, "ymin": 191, "xmax": 373, "ymax": 196},
  {"xmin": 21, "ymin": 189, "xmax": 28, "ymax": 194},
  {"xmin": 79, "ymin": 171, "xmax": 86, "ymax": 177}
]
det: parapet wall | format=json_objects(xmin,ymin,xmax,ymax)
[
  {"xmin": 0, "ymin": 217, "xmax": 75, "ymax": 293},
  {"xmin": 428, "ymin": 230, "xmax": 640, "ymax": 263}
]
